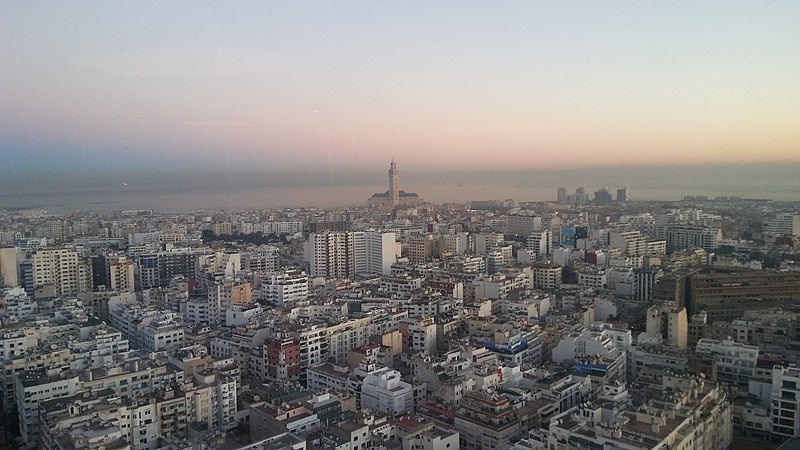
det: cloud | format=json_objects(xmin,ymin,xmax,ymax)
[{"xmin": 179, "ymin": 120, "xmax": 254, "ymax": 128}]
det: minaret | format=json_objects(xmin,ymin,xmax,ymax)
[{"xmin": 389, "ymin": 159, "xmax": 399, "ymax": 207}]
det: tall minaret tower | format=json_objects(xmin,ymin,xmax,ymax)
[{"xmin": 389, "ymin": 159, "xmax": 399, "ymax": 207}]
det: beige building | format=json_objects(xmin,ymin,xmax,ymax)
[
  {"xmin": 32, "ymin": 247, "xmax": 82, "ymax": 297},
  {"xmin": 0, "ymin": 247, "xmax": 18, "ymax": 287},
  {"xmin": 107, "ymin": 256, "xmax": 136, "ymax": 293}
]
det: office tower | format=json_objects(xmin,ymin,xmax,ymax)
[{"xmin": 46, "ymin": 220, "xmax": 66, "ymax": 241}]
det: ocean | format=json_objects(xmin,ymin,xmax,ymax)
[{"xmin": 1, "ymin": 164, "xmax": 798, "ymax": 214}]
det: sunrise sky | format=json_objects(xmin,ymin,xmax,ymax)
[{"xmin": 2, "ymin": 1, "xmax": 799, "ymax": 173}]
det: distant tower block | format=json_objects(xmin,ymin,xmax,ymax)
[
  {"xmin": 557, "ymin": 187, "xmax": 568, "ymax": 203},
  {"xmin": 617, "ymin": 187, "xmax": 628, "ymax": 203},
  {"xmin": 389, "ymin": 159, "xmax": 400, "ymax": 207}
]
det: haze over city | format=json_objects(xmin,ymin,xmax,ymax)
[{"xmin": 2, "ymin": 1, "xmax": 800, "ymax": 179}]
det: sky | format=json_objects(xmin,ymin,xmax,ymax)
[{"xmin": 2, "ymin": 1, "xmax": 799, "ymax": 174}]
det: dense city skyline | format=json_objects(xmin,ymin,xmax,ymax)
[{"xmin": 3, "ymin": 2, "xmax": 800, "ymax": 173}]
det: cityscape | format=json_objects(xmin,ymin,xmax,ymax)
[
  {"xmin": 1, "ymin": 161, "xmax": 799, "ymax": 450},
  {"xmin": 3, "ymin": 2, "xmax": 800, "ymax": 450}
]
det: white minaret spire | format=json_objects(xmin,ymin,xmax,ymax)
[{"xmin": 389, "ymin": 159, "xmax": 399, "ymax": 207}]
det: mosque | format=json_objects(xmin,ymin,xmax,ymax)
[{"xmin": 367, "ymin": 160, "xmax": 421, "ymax": 208}]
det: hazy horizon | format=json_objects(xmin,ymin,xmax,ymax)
[{"xmin": 2, "ymin": 162, "xmax": 798, "ymax": 213}]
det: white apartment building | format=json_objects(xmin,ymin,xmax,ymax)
[
  {"xmin": 527, "ymin": 230, "xmax": 552, "ymax": 256},
  {"xmin": 577, "ymin": 270, "xmax": 607, "ymax": 290},
  {"xmin": 16, "ymin": 370, "xmax": 82, "ymax": 449},
  {"xmin": 400, "ymin": 317, "xmax": 438, "ymax": 355},
  {"xmin": 764, "ymin": 213, "xmax": 800, "ymax": 237},
  {"xmin": 69, "ymin": 324, "xmax": 130, "ymax": 372},
  {"xmin": 262, "ymin": 269, "xmax": 309, "ymax": 306},
  {"xmin": 771, "ymin": 365, "xmax": 800, "ymax": 439},
  {"xmin": 360, "ymin": 367, "xmax": 413, "ymax": 416},
  {"xmin": 306, "ymin": 231, "xmax": 398, "ymax": 279},
  {"xmin": 696, "ymin": 338, "xmax": 758, "ymax": 388},
  {"xmin": 225, "ymin": 304, "xmax": 264, "ymax": 326},
  {"xmin": 609, "ymin": 231, "xmax": 647, "ymax": 257},
  {"xmin": 186, "ymin": 296, "xmax": 217, "ymax": 325}
]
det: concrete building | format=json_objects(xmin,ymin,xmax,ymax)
[
  {"xmin": 262, "ymin": 269, "xmax": 309, "ymax": 306},
  {"xmin": 537, "ymin": 373, "xmax": 731, "ymax": 450},
  {"xmin": 527, "ymin": 230, "xmax": 551, "ymax": 257},
  {"xmin": 610, "ymin": 231, "xmax": 647, "ymax": 257},
  {"xmin": 696, "ymin": 338, "xmax": 758, "ymax": 388},
  {"xmin": 32, "ymin": 247, "xmax": 81, "ymax": 297},
  {"xmin": 662, "ymin": 224, "xmax": 722, "ymax": 252},
  {"xmin": 0, "ymin": 247, "xmax": 18, "ymax": 287},
  {"xmin": 771, "ymin": 366, "xmax": 800, "ymax": 439},
  {"xmin": 400, "ymin": 317, "xmax": 438, "ymax": 356},
  {"xmin": 15, "ymin": 369, "xmax": 82, "ymax": 449},
  {"xmin": 263, "ymin": 335, "xmax": 301, "ymax": 382},
  {"xmin": 360, "ymin": 367, "xmax": 413, "ymax": 416},
  {"xmin": 408, "ymin": 235, "xmax": 434, "ymax": 264},
  {"xmin": 764, "ymin": 212, "xmax": 800, "ymax": 237},
  {"xmin": 455, "ymin": 391, "xmax": 519, "ymax": 449},
  {"xmin": 107, "ymin": 255, "xmax": 136, "ymax": 293},
  {"xmin": 306, "ymin": 231, "xmax": 397, "ymax": 278},
  {"xmin": 532, "ymin": 263, "xmax": 561, "ymax": 290}
]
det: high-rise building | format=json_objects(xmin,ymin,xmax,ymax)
[
  {"xmin": 32, "ymin": 247, "xmax": 81, "ymax": 297},
  {"xmin": 0, "ymin": 247, "xmax": 18, "ymax": 287},
  {"xmin": 594, "ymin": 187, "xmax": 613, "ymax": 205},
  {"xmin": 557, "ymin": 187, "xmax": 568, "ymax": 203},
  {"xmin": 305, "ymin": 231, "xmax": 397, "ymax": 279},
  {"xmin": 659, "ymin": 224, "xmax": 721, "ymax": 252},
  {"xmin": 107, "ymin": 256, "xmax": 136, "ymax": 293},
  {"xmin": 616, "ymin": 187, "xmax": 628, "ymax": 203},
  {"xmin": 389, "ymin": 159, "xmax": 400, "ymax": 206}
]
